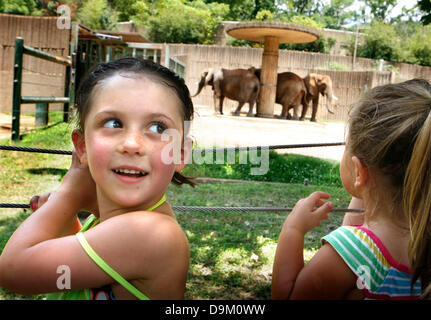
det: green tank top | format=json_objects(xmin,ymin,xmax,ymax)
[{"xmin": 46, "ymin": 195, "xmax": 167, "ymax": 300}]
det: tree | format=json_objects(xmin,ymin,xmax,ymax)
[
  {"xmin": 77, "ymin": 0, "xmax": 118, "ymax": 30},
  {"xmin": 352, "ymin": 21, "xmax": 401, "ymax": 62},
  {"xmin": 318, "ymin": 0, "xmax": 355, "ymax": 29},
  {"xmin": 418, "ymin": 0, "xmax": 431, "ymax": 25},
  {"xmin": 406, "ymin": 26, "xmax": 431, "ymax": 66},
  {"xmin": 363, "ymin": 0, "xmax": 397, "ymax": 21},
  {"xmin": 146, "ymin": 0, "xmax": 228, "ymax": 44},
  {"xmin": 2, "ymin": 0, "xmax": 37, "ymax": 15}
]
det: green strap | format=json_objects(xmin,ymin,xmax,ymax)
[
  {"xmin": 76, "ymin": 194, "xmax": 167, "ymax": 300},
  {"xmin": 76, "ymin": 232, "xmax": 149, "ymax": 300}
]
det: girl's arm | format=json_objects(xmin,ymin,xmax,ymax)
[
  {"xmin": 0, "ymin": 153, "xmax": 188, "ymax": 298},
  {"xmin": 0, "ymin": 152, "xmax": 99, "ymax": 293},
  {"xmin": 30, "ymin": 192, "xmax": 83, "ymax": 236},
  {"xmin": 272, "ymin": 192, "xmax": 333, "ymax": 299}
]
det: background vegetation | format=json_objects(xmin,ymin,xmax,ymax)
[{"xmin": 1, "ymin": 0, "xmax": 431, "ymax": 65}]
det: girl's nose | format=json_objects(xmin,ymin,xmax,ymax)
[{"xmin": 120, "ymin": 130, "xmax": 146, "ymax": 155}]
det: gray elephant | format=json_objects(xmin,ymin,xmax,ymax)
[
  {"xmin": 254, "ymin": 70, "xmax": 336, "ymax": 122},
  {"xmin": 192, "ymin": 67, "xmax": 260, "ymax": 117},
  {"xmin": 302, "ymin": 73, "xmax": 337, "ymax": 122},
  {"xmin": 255, "ymin": 69, "xmax": 307, "ymax": 120}
]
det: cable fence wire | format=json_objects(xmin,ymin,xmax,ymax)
[
  {"xmin": 0, "ymin": 203, "xmax": 363, "ymax": 213},
  {"xmin": 0, "ymin": 141, "xmax": 353, "ymax": 214},
  {"xmin": 0, "ymin": 142, "xmax": 345, "ymax": 156}
]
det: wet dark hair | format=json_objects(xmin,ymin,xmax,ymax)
[{"xmin": 75, "ymin": 57, "xmax": 195, "ymax": 187}]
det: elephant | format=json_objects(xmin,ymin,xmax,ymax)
[
  {"xmin": 254, "ymin": 69, "xmax": 307, "ymax": 120},
  {"xmin": 254, "ymin": 70, "xmax": 336, "ymax": 122},
  {"xmin": 192, "ymin": 67, "xmax": 260, "ymax": 117},
  {"xmin": 302, "ymin": 73, "xmax": 336, "ymax": 122}
]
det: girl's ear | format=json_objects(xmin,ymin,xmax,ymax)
[
  {"xmin": 71, "ymin": 129, "xmax": 88, "ymax": 166},
  {"xmin": 352, "ymin": 156, "xmax": 368, "ymax": 189},
  {"xmin": 175, "ymin": 136, "xmax": 193, "ymax": 172}
]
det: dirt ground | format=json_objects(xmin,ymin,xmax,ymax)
[
  {"xmin": 0, "ymin": 106, "xmax": 346, "ymax": 162},
  {"xmin": 190, "ymin": 105, "xmax": 346, "ymax": 162},
  {"xmin": 0, "ymin": 113, "xmax": 37, "ymax": 141}
]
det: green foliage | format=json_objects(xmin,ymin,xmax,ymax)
[
  {"xmin": 2, "ymin": 0, "xmax": 36, "ymax": 15},
  {"xmin": 347, "ymin": 21, "xmax": 431, "ymax": 67},
  {"xmin": 419, "ymin": 0, "xmax": 431, "ymax": 25},
  {"xmin": 406, "ymin": 26, "xmax": 431, "ymax": 66},
  {"xmin": 183, "ymin": 150, "xmax": 343, "ymax": 187},
  {"xmin": 112, "ymin": 0, "xmax": 150, "ymax": 25},
  {"xmin": 354, "ymin": 21, "xmax": 401, "ymax": 62},
  {"xmin": 76, "ymin": 0, "xmax": 118, "ymax": 30},
  {"xmin": 363, "ymin": 0, "xmax": 397, "ymax": 21},
  {"xmin": 254, "ymin": 9, "xmax": 274, "ymax": 21},
  {"xmin": 145, "ymin": 0, "xmax": 228, "ymax": 44}
]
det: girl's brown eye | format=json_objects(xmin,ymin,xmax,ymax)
[{"xmin": 104, "ymin": 119, "xmax": 122, "ymax": 129}]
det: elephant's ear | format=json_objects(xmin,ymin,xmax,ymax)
[{"xmin": 317, "ymin": 77, "xmax": 327, "ymax": 93}]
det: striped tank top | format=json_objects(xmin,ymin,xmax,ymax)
[{"xmin": 322, "ymin": 226, "xmax": 421, "ymax": 300}]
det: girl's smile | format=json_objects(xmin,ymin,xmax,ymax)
[{"xmin": 78, "ymin": 74, "xmax": 186, "ymax": 215}]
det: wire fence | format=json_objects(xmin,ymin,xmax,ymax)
[{"xmin": 0, "ymin": 140, "xmax": 359, "ymax": 213}]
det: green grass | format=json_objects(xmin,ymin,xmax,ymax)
[{"xmin": 0, "ymin": 118, "xmax": 351, "ymax": 300}]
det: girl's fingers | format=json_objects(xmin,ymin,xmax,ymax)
[
  {"xmin": 313, "ymin": 201, "xmax": 334, "ymax": 220},
  {"xmin": 29, "ymin": 192, "xmax": 52, "ymax": 212},
  {"xmin": 29, "ymin": 195, "xmax": 39, "ymax": 211}
]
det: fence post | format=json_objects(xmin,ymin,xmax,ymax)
[
  {"xmin": 35, "ymin": 103, "xmax": 48, "ymax": 126},
  {"xmin": 63, "ymin": 65, "xmax": 70, "ymax": 122},
  {"xmin": 12, "ymin": 38, "xmax": 24, "ymax": 141}
]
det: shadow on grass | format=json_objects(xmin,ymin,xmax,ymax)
[{"xmin": 26, "ymin": 168, "xmax": 67, "ymax": 178}]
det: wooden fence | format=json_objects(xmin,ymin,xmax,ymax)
[
  {"xmin": 0, "ymin": 14, "xmax": 70, "ymax": 113},
  {"xmin": 169, "ymin": 44, "xmax": 430, "ymax": 122}
]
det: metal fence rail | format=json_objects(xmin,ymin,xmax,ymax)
[{"xmin": 12, "ymin": 37, "xmax": 72, "ymax": 140}]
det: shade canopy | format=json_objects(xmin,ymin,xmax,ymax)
[{"xmin": 225, "ymin": 21, "xmax": 320, "ymax": 44}]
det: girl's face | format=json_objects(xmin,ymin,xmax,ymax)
[{"xmin": 78, "ymin": 74, "xmax": 187, "ymax": 212}]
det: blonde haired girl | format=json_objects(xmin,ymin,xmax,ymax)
[{"xmin": 272, "ymin": 79, "xmax": 431, "ymax": 299}]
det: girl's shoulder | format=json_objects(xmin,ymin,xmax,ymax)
[{"xmin": 84, "ymin": 210, "xmax": 189, "ymax": 283}]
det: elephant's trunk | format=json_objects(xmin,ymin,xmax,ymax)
[
  {"xmin": 325, "ymin": 89, "xmax": 335, "ymax": 114},
  {"xmin": 192, "ymin": 77, "xmax": 206, "ymax": 97}
]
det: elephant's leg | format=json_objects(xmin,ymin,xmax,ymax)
[
  {"xmin": 219, "ymin": 96, "xmax": 225, "ymax": 115},
  {"xmin": 291, "ymin": 105, "xmax": 300, "ymax": 120},
  {"xmin": 310, "ymin": 98, "xmax": 319, "ymax": 122},
  {"xmin": 279, "ymin": 105, "xmax": 288, "ymax": 119},
  {"xmin": 213, "ymin": 94, "xmax": 220, "ymax": 115},
  {"xmin": 246, "ymin": 101, "xmax": 255, "ymax": 117},
  {"xmin": 301, "ymin": 101, "xmax": 310, "ymax": 121},
  {"xmin": 233, "ymin": 102, "xmax": 244, "ymax": 116}
]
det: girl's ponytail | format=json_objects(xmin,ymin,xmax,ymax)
[{"xmin": 404, "ymin": 108, "xmax": 431, "ymax": 295}]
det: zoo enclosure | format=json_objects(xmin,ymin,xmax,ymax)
[{"xmin": 169, "ymin": 44, "xmax": 431, "ymax": 122}]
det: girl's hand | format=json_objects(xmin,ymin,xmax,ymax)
[
  {"xmin": 30, "ymin": 192, "xmax": 54, "ymax": 211},
  {"xmin": 58, "ymin": 150, "xmax": 99, "ymax": 215},
  {"xmin": 284, "ymin": 191, "xmax": 334, "ymax": 235}
]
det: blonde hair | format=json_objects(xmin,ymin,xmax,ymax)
[{"xmin": 347, "ymin": 79, "xmax": 431, "ymax": 295}]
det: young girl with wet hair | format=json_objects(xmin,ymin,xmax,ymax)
[
  {"xmin": 0, "ymin": 58, "xmax": 194, "ymax": 300},
  {"xmin": 272, "ymin": 78, "xmax": 431, "ymax": 299}
]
